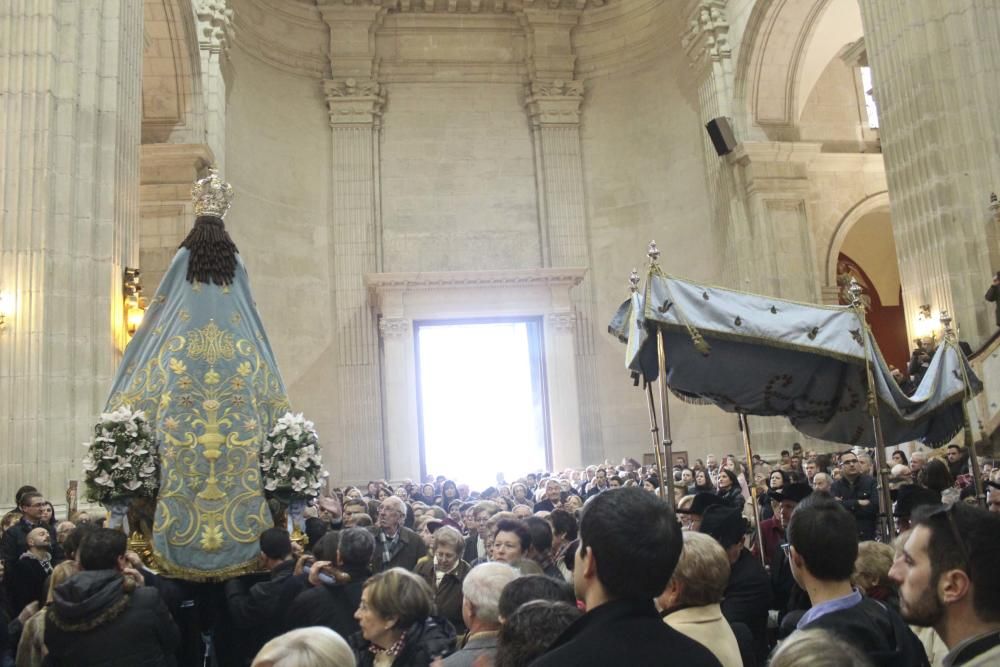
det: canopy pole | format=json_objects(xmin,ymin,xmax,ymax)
[
  {"xmin": 942, "ymin": 311, "xmax": 986, "ymax": 509},
  {"xmin": 645, "ymin": 383, "xmax": 668, "ymax": 503},
  {"xmin": 739, "ymin": 413, "xmax": 767, "ymax": 566},
  {"xmin": 646, "ymin": 242, "xmax": 676, "ymax": 508},
  {"xmin": 848, "ymin": 280, "xmax": 895, "ymax": 541},
  {"xmin": 656, "ymin": 327, "xmax": 676, "ymax": 508}
]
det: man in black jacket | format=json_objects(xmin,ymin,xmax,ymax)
[
  {"xmin": 831, "ymin": 451, "xmax": 879, "ymax": 540},
  {"xmin": 224, "ymin": 528, "xmax": 299, "ymax": 665},
  {"xmin": 786, "ymin": 496, "xmax": 928, "ymax": 667},
  {"xmin": 284, "ymin": 527, "xmax": 374, "ymax": 635},
  {"xmin": 44, "ymin": 528, "xmax": 180, "ymax": 666},
  {"xmin": 532, "ymin": 487, "xmax": 721, "ymax": 667}
]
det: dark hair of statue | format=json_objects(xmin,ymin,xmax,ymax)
[{"xmin": 179, "ymin": 215, "xmax": 239, "ymax": 285}]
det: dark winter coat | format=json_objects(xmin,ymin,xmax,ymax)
[
  {"xmin": 351, "ymin": 616, "xmax": 457, "ymax": 667},
  {"xmin": 43, "ymin": 569, "xmax": 179, "ymax": 667},
  {"xmin": 414, "ymin": 559, "xmax": 470, "ymax": 635},
  {"xmin": 284, "ymin": 564, "xmax": 369, "ymax": 637}
]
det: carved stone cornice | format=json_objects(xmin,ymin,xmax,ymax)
[
  {"xmin": 378, "ymin": 317, "xmax": 411, "ymax": 339},
  {"xmin": 681, "ymin": 0, "xmax": 730, "ymax": 71},
  {"xmin": 318, "ymin": 0, "xmax": 605, "ymax": 13},
  {"xmin": 365, "ymin": 267, "xmax": 587, "ymax": 294},
  {"xmin": 324, "ymin": 78, "xmax": 387, "ymax": 127},
  {"xmin": 195, "ymin": 0, "xmax": 233, "ymax": 53},
  {"xmin": 524, "ymin": 79, "xmax": 584, "ymax": 127}
]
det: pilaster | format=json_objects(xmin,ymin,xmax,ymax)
[
  {"xmin": 194, "ymin": 0, "xmax": 232, "ymax": 173},
  {"xmin": 320, "ymin": 4, "xmax": 389, "ymax": 483},
  {"xmin": 0, "ymin": 0, "xmax": 143, "ymax": 504}
]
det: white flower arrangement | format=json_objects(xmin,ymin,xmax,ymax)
[
  {"xmin": 261, "ymin": 412, "xmax": 329, "ymax": 500},
  {"xmin": 82, "ymin": 406, "xmax": 160, "ymax": 504}
]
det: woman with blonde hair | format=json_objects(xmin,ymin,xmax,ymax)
[
  {"xmin": 252, "ymin": 627, "xmax": 356, "ymax": 667},
  {"xmin": 351, "ymin": 568, "xmax": 456, "ymax": 666},
  {"xmin": 852, "ymin": 541, "xmax": 898, "ymax": 609},
  {"xmin": 16, "ymin": 560, "xmax": 80, "ymax": 667}
]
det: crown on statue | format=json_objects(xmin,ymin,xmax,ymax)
[{"xmin": 191, "ymin": 168, "xmax": 234, "ymax": 219}]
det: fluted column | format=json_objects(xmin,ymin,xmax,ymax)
[
  {"xmin": 194, "ymin": 0, "xmax": 231, "ymax": 173},
  {"xmin": 0, "ymin": 0, "xmax": 142, "ymax": 504},
  {"xmin": 525, "ymin": 79, "xmax": 603, "ymax": 465},
  {"xmin": 324, "ymin": 77, "xmax": 387, "ymax": 482},
  {"xmin": 858, "ymin": 1, "xmax": 1000, "ymax": 344}
]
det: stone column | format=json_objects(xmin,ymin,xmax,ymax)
[
  {"xmin": 0, "ymin": 0, "xmax": 142, "ymax": 504},
  {"xmin": 858, "ymin": 1, "xmax": 1000, "ymax": 344},
  {"xmin": 323, "ymin": 77, "xmax": 388, "ymax": 483},
  {"xmin": 194, "ymin": 0, "xmax": 232, "ymax": 173},
  {"xmin": 682, "ymin": 0, "xmax": 746, "ymax": 289},
  {"xmin": 524, "ymin": 79, "xmax": 604, "ymax": 466}
]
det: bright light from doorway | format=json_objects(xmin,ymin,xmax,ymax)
[{"xmin": 416, "ymin": 320, "xmax": 548, "ymax": 491}]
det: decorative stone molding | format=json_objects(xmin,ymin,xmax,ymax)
[
  {"xmin": 195, "ymin": 0, "xmax": 233, "ymax": 53},
  {"xmin": 365, "ymin": 267, "xmax": 587, "ymax": 297},
  {"xmin": 547, "ymin": 312, "xmax": 577, "ymax": 330},
  {"xmin": 378, "ymin": 318, "xmax": 411, "ymax": 338},
  {"xmin": 230, "ymin": 0, "xmax": 329, "ymax": 79},
  {"xmin": 524, "ymin": 79, "xmax": 584, "ymax": 126},
  {"xmin": 317, "ymin": 0, "xmax": 604, "ymax": 13},
  {"xmin": 324, "ymin": 78, "xmax": 387, "ymax": 126},
  {"xmin": 681, "ymin": 0, "xmax": 730, "ymax": 71}
]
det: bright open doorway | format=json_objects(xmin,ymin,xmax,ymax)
[{"xmin": 415, "ymin": 318, "xmax": 549, "ymax": 490}]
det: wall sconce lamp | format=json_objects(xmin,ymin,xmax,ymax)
[
  {"xmin": 0, "ymin": 292, "xmax": 9, "ymax": 331},
  {"xmin": 123, "ymin": 268, "xmax": 146, "ymax": 337},
  {"xmin": 913, "ymin": 303, "xmax": 938, "ymax": 345}
]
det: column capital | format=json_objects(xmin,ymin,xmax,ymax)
[
  {"xmin": 378, "ymin": 317, "xmax": 410, "ymax": 339},
  {"xmin": 524, "ymin": 79, "xmax": 584, "ymax": 127},
  {"xmin": 195, "ymin": 0, "xmax": 233, "ymax": 54},
  {"xmin": 681, "ymin": 0, "xmax": 730, "ymax": 72},
  {"xmin": 324, "ymin": 78, "xmax": 386, "ymax": 127}
]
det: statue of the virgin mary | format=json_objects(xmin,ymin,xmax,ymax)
[{"xmin": 105, "ymin": 169, "xmax": 289, "ymax": 580}]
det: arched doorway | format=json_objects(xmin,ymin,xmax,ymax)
[{"xmin": 831, "ymin": 208, "xmax": 908, "ymax": 369}]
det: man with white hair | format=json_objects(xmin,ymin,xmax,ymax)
[
  {"xmin": 811, "ymin": 473, "xmax": 832, "ymax": 495},
  {"xmin": 442, "ymin": 562, "xmax": 519, "ymax": 666},
  {"xmin": 910, "ymin": 451, "xmax": 927, "ymax": 476},
  {"xmin": 369, "ymin": 495, "xmax": 427, "ymax": 573}
]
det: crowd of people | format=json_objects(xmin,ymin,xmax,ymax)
[{"xmin": 1, "ymin": 442, "xmax": 999, "ymax": 667}]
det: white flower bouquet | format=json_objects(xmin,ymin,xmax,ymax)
[
  {"xmin": 82, "ymin": 406, "xmax": 160, "ymax": 506},
  {"xmin": 261, "ymin": 412, "xmax": 329, "ymax": 502}
]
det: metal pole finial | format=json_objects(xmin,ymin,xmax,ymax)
[
  {"xmin": 940, "ymin": 309, "xmax": 954, "ymax": 338},
  {"xmin": 628, "ymin": 268, "xmax": 640, "ymax": 293},
  {"xmin": 647, "ymin": 241, "xmax": 660, "ymax": 266},
  {"xmin": 847, "ymin": 277, "xmax": 864, "ymax": 308}
]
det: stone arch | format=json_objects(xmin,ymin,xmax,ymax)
[
  {"xmin": 825, "ymin": 190, "xmax": 890, "ymax": 288},
  {"xmin": 734, "ymin": 0, "xmax": 831, "ymax": 138},
  {"xmin": 142, "ymin": 0, "xmax": 205, "ymax": 144}
]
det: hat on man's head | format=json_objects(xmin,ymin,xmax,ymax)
[
  {"xmin": 699, "ymin": 505, "xmax": 747, "ymax": 549},
  {"xmin": 427, "ymin": 517, "xmax": 463, "ymax": 533},
  {"xmin": 893, "ymin": 484, "xmax": 941, "ymax": 518},
  {"xmin": 768, "ymin": 482, "xmax": 812, "ymax": 504},
  {"xmin": 676, "ymin": 492, "xmax": 725, "ymax": 516}
]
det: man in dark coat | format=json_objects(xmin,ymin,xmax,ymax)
[
  {"xmin": 831, "ymin": 451, "xmax": 879, "ymax": 540},
  {"xmin": 369, "ymin": 496, "xmax": 427, "ymax": 573},
  {"xmin": 285, "ymin": 527, "xmax": 374, "ymax": 636},
  {"xmin": 224, "ymin": 528, "xmax": 300, "ymax": 665},
  {"xmin": 44, "ymin": 528, "xmax": 180, "ymax": 666},
  {"xmin": 532, "ymin": 487, "xmax": 721, "ymax": 667},
  {"xmin": 1, "ymin": 492, "xmax": 63, "ymax": 575},
  {"xmin": 700, "ymin": 504, "xmax": 772, "ymax": 663},
  {"xmin": 986, "ymin": 271, "xmax": 1000, "ymax": 327},
  {"xmin": 786, "ymin": 496, "xmax": 928, "ymax": 667}
]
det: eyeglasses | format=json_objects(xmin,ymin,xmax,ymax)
[{"xmin": 927, "ymin": 503, "xmax": 972, "ymax": 579}]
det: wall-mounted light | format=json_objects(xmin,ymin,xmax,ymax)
[
  {"xmin": 913, "ymin": 303, "xmax": 938, "ymax": 344},
  {"xmin": 123, "ymin": 268, "xmax": 146, "ymax": 337},
  {"xmin": 0, "ymin": 292, "xmax": 9, "ymax": 331}
]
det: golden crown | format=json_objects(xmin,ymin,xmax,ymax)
[{"xmin": 191, "ymin": 168, "xmax": 234, "ymax": 218}]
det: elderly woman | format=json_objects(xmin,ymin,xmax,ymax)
[
  {"xmin": 253, "ymin": 627, "xmax": 356, "ymax": 667},
  {"xmin": 657, "ymin": 532, "xmax": 743, "ymax": 667},
  {"xmin": 852, "ymin": 541, "xmax": 898, "ymax": 610},
  {"xmin": 351, "ymin": 568, "xmax": 456, "ymax": 666},
  {"xmin": 413, "ymin": 526, "xmax": 469, "ymax": 635}
]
